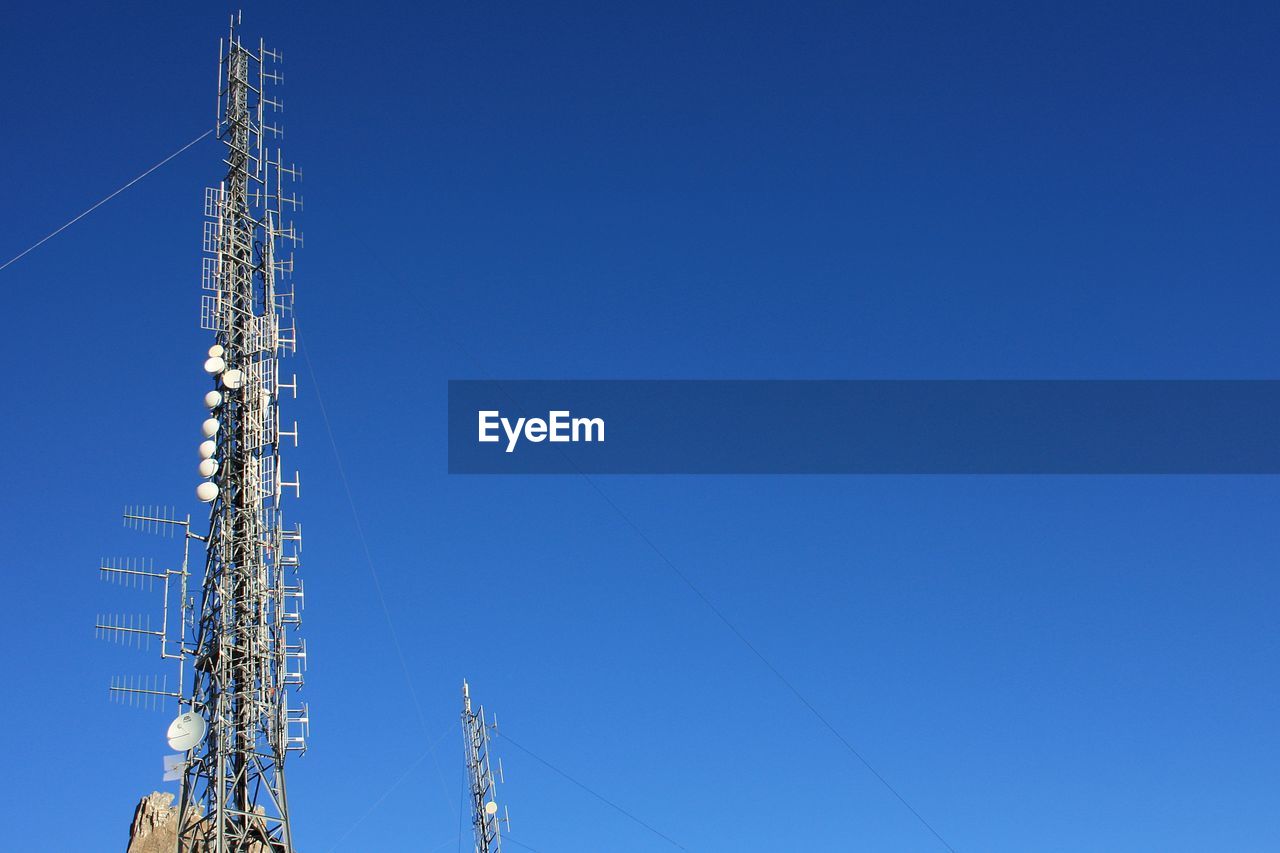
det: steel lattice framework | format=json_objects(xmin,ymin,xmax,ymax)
[
  {"xmin": 97, "ymin": 17, "xmax": 307, "ymax": 853},
  {"xmin": 97, "ymin": 13, "xmax": 308, "ymax": 853},
  {"xmin": 462, "ymin": 682, "xmax": 508, "ymax": 853},
  {"xmin": 174, "ymin": 14, "xmax": 307, "ymax": 852}
]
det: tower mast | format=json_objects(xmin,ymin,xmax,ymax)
[
  {"xmin": 181, "ymin": 12, "xmax": 307, "ymax": 851},
  {"xmin": 462, "ymin": 681, "xmax": 510, "ymax": 853},
  {"xmin": 95, "ymin": 13, "xmax": 305, "ymax": 852}
]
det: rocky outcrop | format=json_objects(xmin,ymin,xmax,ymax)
[
  {"xmin": 126, "ymin": 793, "xmax": 284, "ymax": 852},
  {"xmin": 126, "ymin": 792, "xmax": 180, "ymax": 853}
]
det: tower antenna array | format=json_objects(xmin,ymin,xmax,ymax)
[
  {"xmin": 97, "ymin": 13, "xmax": 307, "ymax": 853},
  {"xmin": 462, "ymin": 681, "xmax": 511, "ymax": 853}
]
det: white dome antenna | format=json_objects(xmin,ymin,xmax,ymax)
[{"xmin": 167, "ymin": 711, "xmax": 207, "ymax": 752}]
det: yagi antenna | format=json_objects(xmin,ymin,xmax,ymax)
[
  {"xmin": 99, "ymin": 557, "xmax": 162, "ymax": 591},
  {"xmin": 123, "ymin": 505, "xmax": 184, "ymax": 537},
  {"xmin": 95, "ymin": 523, "xmax": 192, "ymax": 663},
  {"xmin": 109, "ymin": 673, "xmax": 176, "ymax": 712},
  {"xmin": 96, "ymin": 613, "xmax": 159, "ymax": 651}
]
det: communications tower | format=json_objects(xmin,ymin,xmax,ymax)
[
  {"xmin": 462, "ymin": 681, "xmax": 510, "ymax": 853},
  {"xmin": 97, "ymin": 13, "xmax": 307, "ymax": 852}
]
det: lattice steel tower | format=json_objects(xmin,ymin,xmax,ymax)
[
  {"xmin": 462, "ymin": 681, "xmax": 510, "ymax": 853},
  {"xmin": 97, "ymin": 13, "xmax": 307, "ymax": 853},
  {"xmin": 181, "ymin": 12, "xmax": 307, "ymax": 850}
]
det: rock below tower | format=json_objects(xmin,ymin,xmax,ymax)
[
  {"xmin": 126, "ymin": 792, "xmax": 180, "ymax": 853},
  {"xmin": 126, "ymin": 793, "xmax": 282, "ymax": 852}
]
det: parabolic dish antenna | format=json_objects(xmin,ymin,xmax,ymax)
[
  {"xmin": 166, "ymin": 711, "xmax": 206, "ymax": 752},
  {"xmin": 484, "ymin": 801, "xmax": 498, "ymax": 816}
]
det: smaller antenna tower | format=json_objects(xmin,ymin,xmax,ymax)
[{"xmin": 462, "ymin": 681, "xmax": 510, "ymax": 853}]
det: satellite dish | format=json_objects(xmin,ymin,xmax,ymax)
[
  {"xmin": 222, "ymin": 369, "xmax": 244, "ymax": 390},
  {"xmin": 207, "ymin": 344, "xmax": 225, "ymax": 358},
  {"xmin": 166, "ymin": 711, "xmax": 206, "ymax": 751},
  {"xmin": 199, "ymin": 440, "xmax": 217, "ymax": 460},
  {"xmin": 196, "ymin": 481, "xmax": 219, "ymax": 503},
  {"xmin": 201, "ymin": 418, "xmax": 220, "ymax": 438},
  {"xmin": 484, "ymin": 801, "xmax": 498, "ymax": 816},
  {"xmin": 203, "ymin": 356, "xmax": 226, "ymax": 375},
  {"xmin": 204, "ymin": 390, "xmax": 223, "ymax": 409}
]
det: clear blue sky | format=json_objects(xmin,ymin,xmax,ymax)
[{"xmin": 2, "ymin": 2, "xmax": 1278, "ymax": 850}]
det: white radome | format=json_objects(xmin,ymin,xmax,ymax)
[
  {"xmin": 207, "ymin": 344, "xmax": 225, "ymax": 359},
  {"xmin": 166, "ymin": 711, "xmax": 207, "ymax": 752},
  {"xmin": 196, "ymin": 481, "xmax": 219, "ymax": 503},
  {"xmin": 222, "ymin": 369, "xmax": 244, "ymax": 390},
  {"xmin": 204, "ymin": 390, "xmax": 222, "ymax": 409},
  {"xmin": 199, "ymin": 458, "xmax": 218, "ymax": 478},
  {"xmin": 484, "ymin": 801, "xmax": 498, "ymax": 816},
  {"xmin": 199, "ymin": 440, "xmax": 217, "ymax": 459},
  {"xmin": 201, "ymin": 418, "xmax": 220, "ymax": 438},
  {"xmin": 203, "ymin": 356, "xmax": 226, "ymax": 375}
]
